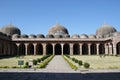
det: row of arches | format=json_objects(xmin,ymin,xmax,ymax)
[{"xmin": 17, "ymin": 43, "xmax": 106, "ymax": 55}]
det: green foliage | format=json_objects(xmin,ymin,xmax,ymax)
[
  {"xmin": 37, "ymin": 58, "xmax": 41, "ymax": 63},
  {"xmin": 78, "ymin": 60, "xmax": 83, "ymax": 66},
  {"xmin": 63, "ymin": 56, "xmax": 78, "ymax": 70},
  {"xmin": 84, "ymin": 62, "xmax": 90, "ymax": 68},
  {"xmin": 72, "ymin": 58, "xmax": 75, "ymax": 61},
  {"xmin": 74, "ymin": 59, "xmax": 78, "ymax": 63},
  {"xmin": 12, "ymin": 66, "xmax": 19, "ymax": 68},
  {"xmin": 33, "ymin": 59, "xmax": 38, "ymax": 65},
  {"xmin": 24, "ymin": 62, "xmax": 29, "ymax": 68}
]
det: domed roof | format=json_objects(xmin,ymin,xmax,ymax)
[
  {"xmin": 48, "ymin": 24, "xmax": 69, "ymax": 35},
  {"xmin": 80, "ymin": 34, "xmax": 88, "ymax": 38},
  {"xmin": 96, "ymin": 24, "xmax": 117, "ymax": 36},
  {"xmin": 88, "ymin": 34, "xmax": 96, "ymax": 38},
  {"xmin": 36, "ymin": 34, "xmax": 45, "ymax": 38},
  {"xmin": 0, "ymin": 24, "xmax": 21, "ymax": 35},
  {"xmin": 71, "ymin": 34, "xmax": 79, "ymax": 38}
]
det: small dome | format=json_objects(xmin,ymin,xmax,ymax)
[
  {"xmin": 88, "ymin": 34, "xmax": 96, "ymax": 38},
  {"xmin": 37, "ymin": 34, "xmax": 45, "ymax": 38},
  {"xmin": 71, "ymin": 34, "xmax": 79, "ymax": 38},
  {"xmin": 29, "ymin": 34, "xmax": 36, "ymax": 38},
  {"xmin": 63, "ymin": 34, "xmax": 70, "ymax": 38},
  {"xmin": 21, "ymin": 34, "xmax": 28, "ymax": 38},
  {"xmin": 12, "ymin": 34, "xmax": 20, "ymax": 38},
  {"xmin": 113, "ymin": 32, "xmax": 120, "ymax": 37},
  {"xmin": 0, "ymin": 24, "xmax": 21, "ymax": 35},
  {"xmin": 54, "ymin": 34, "xmax": 62, "ymax": 38},
  {"xmin": 96, "ymin": 24, "xmax": 117, "ymax": 36},
  {"xmin": 46, "ymin": 34, "xmax": 54, "ymax": 38},
  {"xmin": 48, "ymin": 24, "xmax": 69, "ymax": 35},
  {"xmin": 80, "ymin": 34, "xmax": 88, "ymax": 38}
]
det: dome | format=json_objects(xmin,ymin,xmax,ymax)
[
  {"xmin": 0, "ymin": 24, "xmax": 21, "ymax": 35},
  {"xmin": 96, "ymin": 24, "xmax": 117, "ymax": 36},
  {"xmin": 12, "ymin": 34, "xmax": 20, "ymax": 38},
  {"xmin": 63, "ymin": 34, "xmax": 70, "ymax": 38},
  {"xmin": 29, "ymin": 34, "xmax": 36, "ymax": 38},
  {"xmin": 48, "ymin": 24, "xmax": 69, "ymax": 35},
  {"xmin": 37, "ymin": 34, "xmax": 45, "ymax": 38},
  {"xmin": 21, "ymin": 34, "xmax": 28, "ymax": 38},
  {"xmin": 80, "ymin": 34, "xmax": 88, "ymax": 38},
  {"xmin": 54, "ymin": 34, "xmax": 62, "ymax": 38},
  {"xmin": 46, "ymin": 34, "xmax": 54, "ymax": 38},
  {"xmin": 71, "ymin": 34, "xmax": 79, "ymax": 38},
  {"xmin": 88, "ymin": 34, "xmax": 96, "ymax": 38}
]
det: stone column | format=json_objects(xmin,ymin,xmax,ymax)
[
  {"xmin": 52, "ymin": 43, "xmax": 55, "ymax": 55},
  {"xmin": 61, "ymin": 43, "xmax": 64, "ymax": 55},
  {"xmin": 42, "ymin": 43, "xmax": 46, "ymax": 55},
  {"xmin": 113, "ymin": 44, "xmax": 117, "ymax": 55},
  {"xmin": 79, "ymin": 43, "xmax": 83, "ymax": 55},
  {"xmin": 16, "ymin": 43, "xmax": 20, "ymax": 55},
  {"xmin": 96, "ymin": 43, "xmax": 99, "ymax": 55},
  {"xmin": 33, "ymin": 43, "xmax": 37, "ymax": 55},
  {"xmin": 70, "ymin": 43, "xmax": 73, "ymax": 55},
  {"xmin": 25, "ymin": 43, "xmax": 29, "ymax": 56},
  {"xmin": 88, "ymin": 43, "xmax": 91, "ymax": 55},
  {"xmin": 108, "ymin": 43, "xmax": 113, "ymax": 55},
  {"xmin": 105, "ymin": 43, "xmax": 108, "ymax": 55}
]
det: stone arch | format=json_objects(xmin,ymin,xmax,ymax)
[
  {"xmin": 0, "ymin": 43, "xmax": 4, "ymax": 55},
  {"xmin": 99, "ymin": 43, "xmax": 105, "ymax": 54},
  {"xmin": 12, "ymin": 43, "xmax": 17, "ymax": 55},
  {"xmin": 19, "ymin": 43, "xmax": 25, "ymax": 55},
  {"xmin": 63, "ymin": 43, "xmax": 70, "ymax": 55},
  {"xmin": 28, "ymin": 43, "xmax": 34, "ymax": 55},
  {"xmin": 46, "ymin": 43, "xmax": 53, "ymax": 55},
  {"xmin": 36, "ymin": 43, "xmax": 43, "ymax": 55},
  {"xmin": 73, "ymin": 43, "xmax": 80, "ymax": 55},
  {"xmin": 55, "ymin": 43, "xmax": 61, "ymax": 55},
  {"xmin": 82, "ymin": 43, "xmax": 88, "ymax": 55},
  {"xmin": 117, "ymin": 42, "xmax": 120, "ymax": 55},
  {"xmin": 91, "ymin": 43, "xmax": 97, "ymax": 55}
]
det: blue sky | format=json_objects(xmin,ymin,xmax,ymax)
[{"xmin": 0, "ymin": 0, "xmax": 120, "ymax": 35}]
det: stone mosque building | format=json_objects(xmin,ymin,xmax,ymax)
[{"xmin": 0, "ymin": 23, "xmax": 120, "ymax": 56}]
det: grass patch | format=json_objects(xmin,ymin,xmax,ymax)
[{"xmin": 71, "ymin": 55, "xmax": 120, "ymax": 69}]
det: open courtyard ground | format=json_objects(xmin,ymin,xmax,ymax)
[
  {"xmin": 0, "ymin": 55, "xmax": 42, "ymax": 67},
  {"xmin": 71, "ymin": 55, "xmax": 120, "ymax": 69}
]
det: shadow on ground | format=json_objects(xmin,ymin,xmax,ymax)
[{"xmin": 0, "ymin": 72, "xmax": 120, "ymax": 80}]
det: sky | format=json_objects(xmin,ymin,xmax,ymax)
[{"xmin": 0, "ymin": 0, "xmax": 120, "ymax": 35}]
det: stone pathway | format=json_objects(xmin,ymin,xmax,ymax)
[{"xmin": 42, "ymin": 55, "xmax": 75, "ymax": 72}]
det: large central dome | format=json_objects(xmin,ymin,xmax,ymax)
[
  {"xmin": 96, "ymin": 24, "xmax": 117, "ymax": 36},
  {"xmin": 48, "ymin": 24, "xmax": 69, "ymax": 35}
]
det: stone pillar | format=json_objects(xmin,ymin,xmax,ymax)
[
  {"xmin": 16, "ymin": 43, "xmax": 20, "ymax": 55},
  {"xmin": 108, "ymin": 43, "xmax": 113, "ymax": 55},
  {"xmin": 42, "ymin": 43, "xmax": 46, "ymax": 55},
  {"xmin": 96, "ymin": 43, "xmax": 99, "ymax": 55},
  {"xmin": 105, "ymin": 43, "xmax": 108, "ymax": 55},
  {"xmin": 61, "ymin": 43, "xmax": 64, "ymax": 55},
  {"xmin": 52, "ymin": 43, "xmax": 55, "ymax": 55},
  {"xmin": 88, "ymin": 43, "xmax": 91, "ymax": 55},
  {"xmin": 79, "ymin": 43, "xmax": 83, "ymax": 55},
  {"xmin": 25, "ymin": 43, "xmax": 29, "ymax": 56},
  {"xmin": 70, "ymin": 43, "xmax": 73, "ymax": 55},
  {"xmin": 33, "ymin": 43, "xmax": 37, "ymax": 55},
  {"xmin": 113, "ymin": 44, "xmax": 117, "ymax": 55}
]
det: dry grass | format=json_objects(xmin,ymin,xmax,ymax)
[
  {"xmin": 71, "ymin": 55, "xmax": 120, "ymax": 69},
  {"xmin": 0, "ymin": 55, "xmax": 42, "ymax": 67}
]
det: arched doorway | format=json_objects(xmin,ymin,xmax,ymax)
[
  {"xmin": 73, "ymin": 43, "xmax": 80, "ymax": 55},
  {"xmin": 55, "ymin": 43, "xmax": 61, "ymax": 55},
  {"xmin": 28, "ymin": 43, "xmax": 34, "ymax": 55},
  {"xmin": 82, "ymin": 43, "xmax": 88, "ymax": 55},
  {"xmin": 63, "ymin": 43, "xmax": 70, "ymax": 55},
  {"xmin": 91, "ymin": 44, "xmax": 96, "ymax": 55},
  {"xmin": 99, "ymin": 44, "xmax": 105, "ymax": 54},
  {"xmin": 36, "ymin": 43, "xmax": 43, "ymax": 55},
  {"xmin": 46, "ymin": 43, "xmax": 53, "ymax": 55},
  {"xmin": 117, "ymin": 42, "xmax": 120, "ymax": 55},
  {"xmin": 19, "ymin": 43, "xmax": 25, "ymax": 55}
]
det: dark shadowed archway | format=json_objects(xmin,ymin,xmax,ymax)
[
  {"xmin": 19, "ymin": 43, "xmax": 25, "ymax": 55},
  {"xmin": 82, "ymin": 43, "xmax": 88, "ymax": 55},
  {"xmin": 99, "ymin": 44, "xmax": 105, "ymax": 54},
  {"xmin": 117, "ymin": 42, "xmax": 120, "ymax": 55},
  {"xmin": 91, "ymin": 44, "xmax": 97, "ymax": 55},
  {"xmin": 36, "ymin": 43, "xmax": 43, "ymax": 55},
  {"xmin": 63, "ymin": 43, "xmax": 70, "ymax": 55},
  {"xmin": 28, "ymin": 43, "xmax": 34, "ymax": 55},
  {"xmin": 46, "ymin": 43, "xmax": 53, "ymax": 55},
  {"xmin": 73, "ymin": 43, "xmax": 80, "ymax": 55},
  {"xmin": 55, "ymin": 43, "xmax": 61, "ymax": 55}
]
